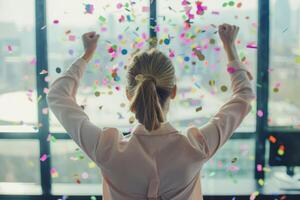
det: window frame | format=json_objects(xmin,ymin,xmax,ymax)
[{"xmin": 0, "ymin": 0, "xmax": 299, "ymax": 199}]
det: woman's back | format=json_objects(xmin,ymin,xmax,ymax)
[{"xmin": 98, "ymin": 123, "xmax": 206, "ymax": 200}]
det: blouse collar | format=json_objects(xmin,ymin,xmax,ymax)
[{"xmin": 132, "ymin": 121, "xmax": 178, "ymax": 136}]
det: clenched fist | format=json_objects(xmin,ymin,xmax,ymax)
[
  {"xmin": 81, "ymin": 31, "xmax": 100, "ymax": 63},
  {"xmin": 218, "ymin": 23, "xmax": 239, "ymax": 49}
]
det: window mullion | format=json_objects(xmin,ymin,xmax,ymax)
[
  {"xmin": 255, "ymin": 0, "xmax": 270, "ymax": 180},
  {"xmin": 35, "ymin": 0, "xmax": 51, "ymax": 195}
]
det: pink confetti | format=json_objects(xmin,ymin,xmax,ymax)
[
  {"xmin": 116, "ymin": 3, "xmax": 123, "ymax": 9},
  {"xmin": 40, "ymin": 154, "xmax": 48, "ymax": 162},
  {"xmin": 228, "ymin": 165, "xmax": 239, "ymax": 172},
  {"xmin": 154, "ymin": 25, "xmax": 160, "ymax": 33},
  {"xmin": 68, "ymin": 35, "xmax": 76, "ymax": 41},
  {"xmin": 246, "ymin": 43, "xmax": 257, "ymax": 49},
  {"xmin": 39, "ymin": 70, "xmax": 48, "ymax": 74},
  {"xmin": 43, "ymin": 87, "xmax": 49, "ymax": 94},
  {"xmin": 50, "ymin": 168, "xmax": 57, "ymax": 175},
  {"xmin": 227, "ymin": 66, "xmax": 236, "ymax": 74},
  {"xmin": 257, "ymin": 164, "xmax": 263, "ymax": 172},
  {"xmin": 118, "ymin": 15, "xmax": 125, "ymax": 23},
  {"xmin": 7, "ymin": 45, "xmax": 12, "ymax": 52},
  {"xmin": 42, "ymin": 108, "xmax": 48, "ymax": 115},
  {"xmin": 53, "ymin": 19, "xmax": 59, "ymax": 24},
  {"xmin": 30, "ymin": 58, "xmax": 37, "ymax": 65},
  {"xmin": 257, "ymin": 110, "xmax": 264, "ymax": 117},
  {"xmin": 142, "ymin": 6, "xmax": 149, "ymax": 12}
]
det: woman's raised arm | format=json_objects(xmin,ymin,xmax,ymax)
[{"xmin": 47, "ymin": 32, "xmax": 103, "ymax": 162}]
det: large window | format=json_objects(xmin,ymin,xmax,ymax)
[
  {"xmin": 269, "ymin": 0, "xmax": 300, "ymax": 127},
  {"xmin": 0, "ymin": 0, "xmax": 300, "ymax": 199},
  {"xmin": 0, "ymin": 0, "xmax": 37, "ymax": 132}
]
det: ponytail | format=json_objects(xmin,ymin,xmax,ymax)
[{"xmin": 130, "ymin": 78, "xmax": 164, "ymax": 131}]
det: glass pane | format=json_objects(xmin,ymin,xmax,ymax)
[
  {"xmin": 51, "ymin": 140, "xmax": 102, "ymax": 195},
  {"xmin": 269, "ymin": 0, "xmax": 300, "ymax": 127},
  {"xmin": 0, "ymin": 140, "xmax": 41, "ymax": 195},
  {"xmin": 0, "ymin": 0, "xmax": 38, "ymax": 132},
  {"xmin": 157, "ymin": 0, "xmax": 257, "ymax": 132},
  {"xmin": 202, "ymin": 139, "xmax": 255, "ymax": 195},
  {"xmin": 47, "ymin": 0, "xmax": 149, "ymax": 132}
]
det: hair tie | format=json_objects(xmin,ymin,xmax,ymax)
[{"xmin": 135, "ymin": 74, "xmax": 157, "ymax": 85}]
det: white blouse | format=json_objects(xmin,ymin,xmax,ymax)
[{"xmin": 47, "ymin": 57, "xmax": 255, "ymax": 200}]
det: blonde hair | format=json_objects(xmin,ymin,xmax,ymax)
[{"xmin": 127, "ymin": 48, "xmax": 175, "ymax": 131}]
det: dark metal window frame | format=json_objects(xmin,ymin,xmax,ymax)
[{"xmin": 0, "ymin": 0, "xmax": 299, "ymax": 199}]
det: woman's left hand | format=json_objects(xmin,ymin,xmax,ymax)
[{"xmin": 81, "ymin": 31, "xmax": 100, "ymax": 63}]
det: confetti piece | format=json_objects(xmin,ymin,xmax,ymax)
[
  {"xmin": 68, "ymin": 35, "xmax": 76, "ymax": 41},
  {"xmin": 40, "ymin": 69, "xmax": 48, "ymax": 75},
  {"xmin": 295, "ymin": 56, "xmax": 300, "ymax": 64},
  {"xmin": 81, "ymin": 172, "xmax": 89, "ymax": 179},
  {"xmin": 256, "ymin": 164, "xmax": 262, "ymax": 172},
  {"xmin": 231, "ymin": 157, "xmax": 238, "ymax": 163},
  {"xmin": 258, "ymin": 178, "xmax": 264, "ymax": 186},
  {"xmin": 40, "ymin": 154, "xmax": 48, "ymax": 162},
  {"xmin": 90, "ymin": 196, "xmax": 97, "ymax": 200},
  {"xmin": 268, "ymin": 135, "xmax": 277, "ymax": 143},
  {"xmin": 56, "ymin": 67, "xmax": 61, "ymax": 73},
  {"xmin": 98, "ymin": 16, "xmax": 106, "ymax": 23},
  {"xmin": 42, "ymin": 107, "xmax": 48, "ymax": 115},
  {"xmin": 250, "ymin": 191, "xmax": 259, "ymax": 200},
  {"xmin": 246, "ymin": 43, "xmax": 257, "ymax": 49},
  {"xmin": 220, "ymin": 85, "xmax": 228, "ymax": 92},
  {"xmin": 211, "ymin": 11, "xmax": 220, "ymax": 15},
  {"xmin": 116, "ymin": 3, "xmax": 123, "ymax": 9},
  {"xmin": 208, "ymin": 171, "xmax": 215, "ymax": 177},
  {"xmin": 196, "ymin": 106, "xmax": 202, "ymax": 112},
  {"xmin": 209, "ymin": 80, "xmax": 215, "ymax": 86},
  {"xmin": 51, "ymin": 167, "xmax": 59, "ymax": 178},
  {"xmin": 30, "ymin": 58, "xmax": 37, "ymax": 65},
  {"xmin": 129, "ymin": 116, "xmax": 135, "ymax": 124},
  {"xmin": 257, "ymin": 110, "xmax": 264, "ymax": 117},
  {"xmin": 236, "ymin": 2, "xmax": 242, "ymax": 8},
  {"xmin": 7, "ymin": 45, "xmax": 13, "ymax": 53},
  {"xmin": 95, "ymin": 91, "xmax": 100, "ymax": 97},
  {"xmin": 228, "ymin": 165, "xmax": 239, "ymax": 172},
  {"xmin": 227, "ymin": 66, "xmax": 236, "ymax": 74},
  {"xmin": 121, "ymin": 49, "xmax": 128, "ymax": 55},
  {"xmin": 53, "ymin": 19, "xmax": 59, "ymax": 24},
  {"xmin": 142, "ymin": 6, "xmax": 149, "ymax": 12},
  {"xmin": 84, "ymin": 4, "xmax": 94, "ymax": 14},
  {"xmin": 193, "ymin": 48, "xmax": 205, "ymax": 61},
  {"xmin": 88, "ymin": 162, "xmax": 96, "ymax": 168},
  {"xmin": 278, "ymin": 145, "xmax": 285, "ymax": 156}
]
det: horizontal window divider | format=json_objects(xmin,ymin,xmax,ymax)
[
  {"xmin": 265, "ymin": 127, "xmax": 300, "ymax": 134},
  {"xmin": 0, "ymin": 132, "xmax": 38, "ymax": 139}
]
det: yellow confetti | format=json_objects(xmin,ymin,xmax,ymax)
[
  {"xmin": 88, "ymin": 162, "xmax": 96, "ymax": 169},
  {"xmin": 258, "ymin": 178, "xmax": 264, "ymax": 186}
]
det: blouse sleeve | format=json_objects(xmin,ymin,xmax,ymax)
[
  {"xmin": 46, "ymin": 58, "xmax": 102, "ymax": 162},
  {"xmin": 186, "ymin": 59, "xmax": 255, "ymax": 159}
]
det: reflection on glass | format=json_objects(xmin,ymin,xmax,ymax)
[
  {"xmin": 51, "ymin": 140, "xmax": 102, "ymax": 195},
  {"xmin": 269, "ymin": 0, "xmax": 300, "ymax": 127},
  {"xmin": 157, "ymin": 0, "xmax": 257, "ymax": 132},
  {"xmin": 0, "ymin": 140, "xmax": 40, "ymax": 182},
  {"xmin": 0, "ymin": 0, "xmax": 37, "ymax": 132},
  {"xmin": 47, "ymin": 0, "xmax": 149, "ymax": 132}
]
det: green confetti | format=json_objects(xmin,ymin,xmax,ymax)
[
  {"xmin": 98, "ymin": 16, "xmax": 106, "ymax": 23},
  {"xmin": 295, "ymin": 56, "xmax": 300, "ymax": 64}
]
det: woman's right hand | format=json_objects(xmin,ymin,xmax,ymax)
[
  {"xmin": 218, "ymin": 24, "xmax": 239, "ymax": 62},
  {"xmin": 218, "ymin": 23, "xmax": 239, "ymax": 49}
]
